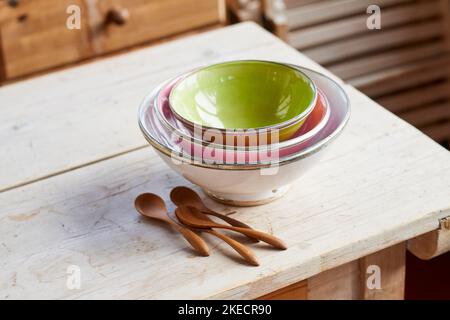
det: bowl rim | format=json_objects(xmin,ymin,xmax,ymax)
[
  {"xmin": 138, "ymin": 65, "xmax": 351, "ymax": 170},
  {"xmin": 155, "ymin": 74, "xmax": 331, "ymax": 151},
  {"xmin": 167, "ymin": 60, "xmax": 318, "ymax": 132}
]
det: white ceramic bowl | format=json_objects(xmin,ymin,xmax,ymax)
[{"xmin": 138, "ymin": 66, "xmax": 350, "ymax": 206}]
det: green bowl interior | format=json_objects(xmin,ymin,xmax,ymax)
[{"xmin": 169, "ymin": 61, "xmax": 315, "ymax": 129}]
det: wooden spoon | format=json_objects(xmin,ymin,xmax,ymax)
[
  {"xmin": 175, "ymin": 206, "xmax": 287, "ymax": 250},
  {"xmin": 171, "ymin": 186, "xmax": 259, "ymax": 243},
  {"xmin": 173, "ymin": 212, "xmax": 259, "ymax": 266},
  {"xmin": 135, "ymin": 193, "xmax": 209, "ymax": 256},
  {"xmin": 170, "ymin": 186, "xmax": 254, "ymax": 230},
  {"xmin": 197, "ymin": 228, "xmax": 259, "ymax": 266}
]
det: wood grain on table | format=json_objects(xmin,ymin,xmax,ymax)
[{"xmin": 0, "ymin": 22, "xmax": 449, "ymax": 299}]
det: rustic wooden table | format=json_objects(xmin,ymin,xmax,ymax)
[{"xmin": 1, "ymin": 23, "xmax": 449, "ymax": 300}]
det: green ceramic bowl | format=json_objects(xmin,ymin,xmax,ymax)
[{"xmin": 168, "ymin": 60, "xmax": 317, "ymax": 134}]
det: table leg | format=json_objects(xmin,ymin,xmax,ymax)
[
  {"xmin": 359, "ymin": 242, "xmax": 406, "ymax": 300},
  {"xmin": 259, "ymin": 242, "xmax": 406, "ymax": 300},
  {"xmin": 308, "ymin": 242, "xmax": 406, "ymax": 300}
]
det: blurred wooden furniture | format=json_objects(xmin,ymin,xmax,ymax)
[
  {"xmin": 1, "ymin": 23, "xmax": 449, "ymax": 299},
  {"xmin": 225, "ymin": 0, "xmax": 263, "ymax": 23},
  {"xmin": 0, "ymin": 0, "xmax": 225, "ymax": 81},
  {"xmin": 259, "ymin": 0, "xmax": 450, "ymax": 147}
]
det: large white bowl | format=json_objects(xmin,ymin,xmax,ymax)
[{"xmin": 138, "ymin": 66, "xmax": 350, "ymax": 206}]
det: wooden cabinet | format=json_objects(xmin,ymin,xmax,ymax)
[
  {"xmin": 0, "ymin": 0, "xmax": 224, "ymax": 81},
  {"xmin": 90, "ymin": 0, "xmax": 221, "ymax": 53},
  {"xmin": 0, "ymin": 0, "xmax": 92, "ymax": 79}
]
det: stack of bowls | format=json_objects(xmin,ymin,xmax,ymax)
[{"xmin": 138, "ymin": 60, "xmax": 350, "ymax": 206}]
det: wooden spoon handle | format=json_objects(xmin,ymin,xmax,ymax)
[
  {"xmin": 203, "ymin": 210, "xmax": 259, "ymax": 242},
  {"xmin": 204, "ymin": 210, "xmax": 251, "ymax": 229},
  {"xmin": 171, "ymin": 223, "xmax": 209, "ymax": 256},
  {"xmin": 204, "ymin": 229, "xmax": 259, "ymax": 266},
  {"xmin": 223, "ymin": 226, "xmax": 287, "ymax": 250}
]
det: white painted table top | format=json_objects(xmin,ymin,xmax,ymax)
[{"xmin": 1, "ymin": 23, "xmax": 449, "ymax": 299}]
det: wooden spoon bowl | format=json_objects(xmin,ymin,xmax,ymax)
[{"xmin": 135, "ymin": 193, "xmax": 209, "ymax": 256}]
